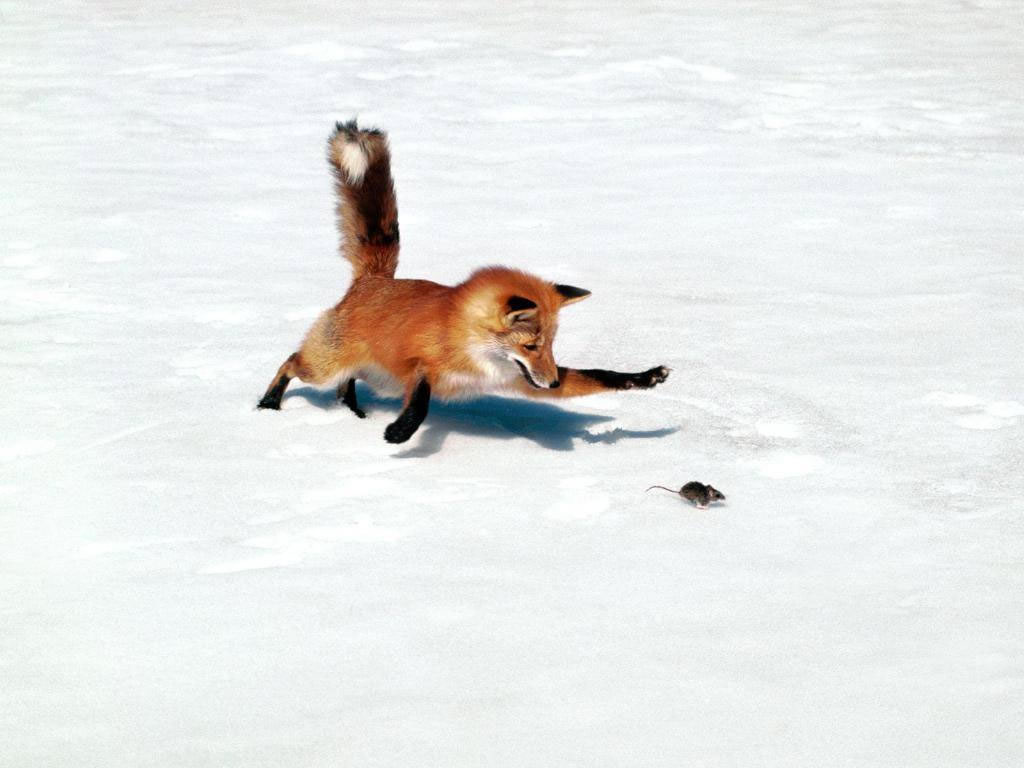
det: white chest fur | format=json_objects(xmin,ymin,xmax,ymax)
[{"xmin": 437, "ymin": 344, "xmax": 518, "ymax": 398}]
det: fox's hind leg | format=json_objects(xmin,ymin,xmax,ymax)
[
  {"xmin": 337, "ymin": 378, "xmax": 366, "ymax": 418},
  {"xmin": 258, "ymin": 343, "xmax": 357, "ymax": 411},
  {"xmin": 261, "ymin": 308, "xmax": 364, "ymax": 411},
  {"xmin": 258, "ymin": 353, "xmax": 299, "ymax": 410}
]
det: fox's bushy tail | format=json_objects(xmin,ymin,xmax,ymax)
[{"xmin": 327, "ymin": 120, "xmax": 399, "ymax": 279}]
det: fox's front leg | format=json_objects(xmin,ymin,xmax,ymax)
[
  {"xmin": 384, "ymin": 378, "xmax": 431, "ymax": 443},
  {"xmin": 519, "ymin": 365, "xmax": 669, "ymax": 398},
  {"xmin": 562, "ymin": 365, "xmax": 670, "ymax": 393}
]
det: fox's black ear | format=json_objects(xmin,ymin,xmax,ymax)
[
  {"xmin": 505, "ymin": 296, "xmax": 538, "ymax": 325},
  {"xmin": 555, "ymin": 284, "xmax": 591, "ymax": 306}
]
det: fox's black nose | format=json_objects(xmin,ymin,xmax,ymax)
[{"xmin": 549, "ymin": 379, "xmax": 560, "ymax": 389}]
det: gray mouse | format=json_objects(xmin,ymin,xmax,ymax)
[{"xmin": 646, "ymin": 481, "xmax": 726, "ymax": 509}]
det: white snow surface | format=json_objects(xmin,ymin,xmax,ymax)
[{"xmin": 3, "ymin": 1, "xmax": 1024, "ymax": 765}]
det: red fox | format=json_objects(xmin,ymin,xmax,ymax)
[{"xmin": 258, "ymin": 120, "xmax": 670, "ymax": 443}]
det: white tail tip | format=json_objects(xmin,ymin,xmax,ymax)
[{"xmin": 339, "ymin": 141, "xmax": 369, "ymax": 184}]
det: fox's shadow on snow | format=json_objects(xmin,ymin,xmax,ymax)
[{"xmin": 284, "ymin": 383, "xmax": 678, "ymax": 458}]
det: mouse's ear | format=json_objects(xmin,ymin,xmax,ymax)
[{"xmin": 554, "ymin": 284, "xmax": 591, "ymax": 306}]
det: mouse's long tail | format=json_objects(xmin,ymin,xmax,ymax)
[{"xmin": 645, "ymin": 485, "xmax": 676, "ymax": 494}]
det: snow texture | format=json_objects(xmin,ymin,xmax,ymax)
[{"xmin": 2, "ymin": 1, "xmax": 1023, "ymax": 765}]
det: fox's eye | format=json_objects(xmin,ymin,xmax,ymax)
[{"xmin": 524, "ymin": 343, "xmax": 538, "ymax": 351}]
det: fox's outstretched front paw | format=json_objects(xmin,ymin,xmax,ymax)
[{"xmin": 623, "ymin": 366, "xmax": 670, "ymax": 389}]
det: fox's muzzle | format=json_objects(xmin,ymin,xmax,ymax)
[{"xmin": 513, "ymin": 359, "xmax": 559, "ymax": 389}]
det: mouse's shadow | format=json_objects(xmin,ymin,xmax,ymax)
[{"xmin": 284, "ymin": 383, "xmax": 678, "ymax": 458}]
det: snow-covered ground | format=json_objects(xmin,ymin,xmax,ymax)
[{"xmin": 3, "ymin": 1, "xmax": 1023, "ymax": 765}]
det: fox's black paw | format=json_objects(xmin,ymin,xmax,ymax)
[
  {"xmin": 624, "ymin": 366, "xmax": 670, "ymax": 390},
  {"xmin": 339, "ymin": 380, "xmax": 367, "ymax": 418},
  {"xmin": 384, "ymin": 422, "xmax": 414, "ymax": 444},
  {"xmin": 257, "ymin": 397, "xmax": 281, "ymax": 410}
]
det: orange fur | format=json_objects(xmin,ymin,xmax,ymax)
[
  {"xmin": 289, "ymin": 267, "xmax": 568, "ymax": 400},
  {"xmin": 258, "ymin": 121, "xmax": 669, "ymax": 443}
]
